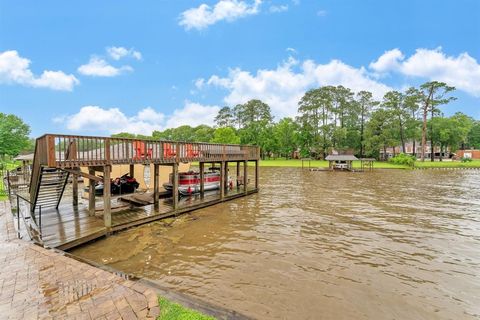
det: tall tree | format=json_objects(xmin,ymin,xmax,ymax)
[
  {"xmin": 210, "ymin": 127, "xmax": 240, "ymax": 144},
  {"xmin": 382, "ymin": 91, "xmax": 410, "ymax": 153},
  {"xmin": 356, "ymin": 91, "xmax": 377, "ymax": 157},
  {"xmin": 214, "ymin": 106, "xmax": 233, "ymax": 128},
  {"xmin": 0, "ymin": 113, "xmax": 31, "ymax": 158},
  {"xmin": 273, "ymin": 118, "xmax": 300, "ymax": 159},
  {"xmin": 416, "ymin": 81, "xmax": 456, "ymax": 162}
]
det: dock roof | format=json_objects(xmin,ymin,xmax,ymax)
[{"xmin": 325, "ymin": 155, "xmax": 358, "ymax": 161}]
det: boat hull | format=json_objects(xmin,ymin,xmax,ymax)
[{"xmin": 163, "ymin": 171, "xmax": 230, "ymax": 196}]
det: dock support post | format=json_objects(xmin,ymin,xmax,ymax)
[
  {"xmin": 220, "ymin": 161, "xmax": 225, "ymax": 200},
  {"xmin": 153, "ymin": 164, "xmax": 159, "ymax": 206},
  {"xmin": 88, "ymin": 167, "xmax": 95, "ymax": 216},
  {"xmin": 255, "ymin": 160, "xmax": 259, "ymax": 190},
  {"xmin": 173, "ymin": 163, "xmax": 178, "ymax": 210},
  {"xmin": 224, "ymin": 161, "xmax": 229, "ymax": 194},
  {"xmin": 236, "ymin": 162, "xmax": 240, "ymax": 187},
  {"xmin": 129, "ymin": 164, "xmax": 134, "ymax": 178},
  {"xmin": 199, "ymin": 162, "xmax": 205, "ymax": 197},
  {"xmin": 243, "ymin": 161, "xmax": 248, "ymax": 194},
  {"xmin": 103, "ymin": 165, "xmax": 111, "ymax": 229},
  {"xmin": 72, "ymin": 170, "xmax": 78, "ymax": 206}
]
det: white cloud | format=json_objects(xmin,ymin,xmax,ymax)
[
  {"xmin": 316, "ymin": 10, "xmax": 327, "ymax": 17},
  {"xmin": 203, "ymin": 56, "xmax": 391, "ymax": 118},
  {"xmin": 165, "ymin": 102, "xmax": 220, "ymax": 128},
  {"xmin": 0, "ymin": 50, "xmax": 79, "ymax": 91},
  {"xmin": 56, "ymin": 106, "xmax": 165, "ymax": 135},
  {"xmin": 179, "ymin": 0, "xmax": 262, "ymax": 30},
  {"xmin": 195, "ymin": 78, "xmax": 205, "ymax": 89},
  {"xmin": 54, "ymin": 103, "xmax": 219, "ymax": 135},
  {"xmin": 77, "ymin": 57, "xmax": 133, "ymax": 77},
  {"xmin": 106, "ymin": 46, "xmax": 142, "ymax": 61},
  {"xmin": 369, "ymin": 48, "xmax": 404, "ymax": 74},
  {"xmin": 269, "ymin": 4, "xmax": 288, "ymax": 13},
  {"xmin": 370, "ymin": 48, "xmax": 480, "ymax": 96}
]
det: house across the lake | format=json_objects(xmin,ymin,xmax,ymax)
[{"xmin": 379, "ymin": 141, "xmax": 452, "ymax": 160}]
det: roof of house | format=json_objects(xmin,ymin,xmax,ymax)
[
  {"xmin": 325, "ymin": 155, "xmax": 358, "ymax": 161},
  {"xmin": 14, "ymin": 153, "xmax": 34, "ymax": 161}
]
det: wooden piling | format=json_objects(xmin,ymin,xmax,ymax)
[
  {"xmin": 153, "ymin": 164, "xmax": 159, "ymax": 205},
  {"xmin": 72, "ymin": 171, "xmax": 78, "ymax": 206},
  {"xmin": 220, "ymin": 161, "xmax": 225, "ymax": 200},
  {"xmin": 172, "ymin": 163, "xmax": 178, "ymax": 210},
  {"xmin": 243, "ymin": 160, "xmax": 248, "ymax": 194},
  {"xmin": 129, "ymin": 164, "xmax": 134, "ymax": 178},
  {"xmin": 199, "ymin": 162, "xmax": 205, "ymax": 197},
  {"xmin": 88, "ymin": 168, "xmax": 95, "ymax": 216},
  {"xmin": 255, "ymin": 160, "xmax": 259, "ymax": 189},
  {"xmin": 103, "ymin": 165, "xmax": 111, "ymax": 229}
]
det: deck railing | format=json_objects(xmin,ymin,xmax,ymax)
[{"xmin": 34, "ymin": 134, "xmax": 260, "ymax": 168}]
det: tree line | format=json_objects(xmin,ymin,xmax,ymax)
[{"xmin": 122, "ymin": 81, "xmax": 478, "ymax": 162}]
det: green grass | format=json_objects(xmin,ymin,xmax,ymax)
[
  {"xmin": 413, "ymin": 160, "xmax": 480, "ymax": 168},
  {"xmin": 254, "ymin": 159, "xmax": 480, "ymax": 169},
  {"xmin": 157, "ymin": 297, "xmax": 215, "ymax": 320},
  {"xmin": 257, "ymin": 159, "xmax": 410, "ymax": 169}
]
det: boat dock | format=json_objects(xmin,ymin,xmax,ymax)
[{"xmin": 15, "ymin": 134, "xmax": 260, "ymax": 250}]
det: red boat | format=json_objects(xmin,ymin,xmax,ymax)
[{"xmin": 163, "ymin": 170, "xmax": 232, "ymax": 195}]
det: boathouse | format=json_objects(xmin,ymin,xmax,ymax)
[
  {"xmin": 14, "ymin": 134, "xmax": 260, "ymax": 250},
  {"xmin": 325, "ymin": 154, "xmax": 358, "ymax": 171}
]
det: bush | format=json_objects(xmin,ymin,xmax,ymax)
[
  {"xmin": 461, "ymin": 157, "xmax": 473, "ymax": 163},
  {"xmin": 389, "ymin": 153, "xmax": 416, "ymax": 166}
]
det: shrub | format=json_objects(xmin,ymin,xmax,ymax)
[
  {"xmin": 461, "ymin": 157, "xmax": 473, "ymax": 163},
  {"xmin": 389, "ymin": 153, "xmax": 416, "ymax": 166}
]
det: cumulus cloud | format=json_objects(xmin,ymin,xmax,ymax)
[
  {"xmin": 370, "ymin": 48, "xmax": 480, "ymax": 96},
  {"xmin": 0, "ymin": 50, "xmax": 79, "ymax": 91},
  {"xmin": 106, "ymin": 46, "xmax": 142, "ymax": 61},
  {"xmin": 269, "ymin": 4, "xmax": 288, "ymax": 13},
  {"xmin": 204, "ymin": 56, "xmax": 391, "ymax": 118},
  {"xmin": 53, "ymin": 103, "xmax": 219, "ymax": 135},
  {"xmin": 54, "ymin": 106, "xmax": 165, "ymax": 135},
  {"xmin": 165, "ymin": 102, "xmax": 220, "ymax": 128},
  {"xmin": 179, "ymin": 0, "xmax": 262, "ymax": 30},
  {"xmin": 77, "ymin": 57, "xmax": 133, "ymax": 77}
]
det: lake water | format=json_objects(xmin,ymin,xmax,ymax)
[{"xmin": 71, "ymin": 167, "xmax": 480, "ymax": 319}]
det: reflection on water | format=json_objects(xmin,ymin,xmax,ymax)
[{"xmin": 71, "ymin": 168, "xmax": 480, "ymax": 319}]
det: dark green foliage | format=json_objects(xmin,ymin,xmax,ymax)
[
  {"xmin": 389, "ymin": 153, "xmax": 416, "ymax": 166},
  {"xmin": 0, "ymin": 113, "xmax": 31, "ymax": 157}
]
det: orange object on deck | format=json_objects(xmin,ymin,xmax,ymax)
[
  {"xmin": 133, "ymin": 141, "xmax": 152, "ymax": 160},
  {"xmin": 163, "ymin": 143, "xmax": 176, "ymax": 158},
  {"xmin": 186, "ymin": 144, "xmax": 199, "ymax": 158}
]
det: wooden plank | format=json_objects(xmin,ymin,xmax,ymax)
[{"xmin": 103, "ymin": 165, "xmax": 111, "ymax": 229}]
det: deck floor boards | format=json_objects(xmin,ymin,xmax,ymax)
[{"xmin": 36, "ymin": 185, "xmax": 256, "ymax": 250}]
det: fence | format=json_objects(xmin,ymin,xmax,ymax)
[{"xmin": 0, "ymin": 165, "xmax": 31, "ymax": 198}]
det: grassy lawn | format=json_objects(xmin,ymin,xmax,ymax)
[
  {"xmin": 254, "ymin": 159, "xmax": 480, "ymax": 169},
  {"xmin": 257, "ymin": 159, "xmax": 410, "ymax": 169},
  {"xmin": 157, "ymin": 297, "xmax": 215, "ymax": 320}
]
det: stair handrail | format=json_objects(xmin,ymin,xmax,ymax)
[{"xmin": 16, "ymin": 193, "xmax": 43, "ymax": 243}]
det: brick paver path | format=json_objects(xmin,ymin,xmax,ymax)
[{"xmin": 0, "ymin": 201, "xmax": 160, "ymax": 319}]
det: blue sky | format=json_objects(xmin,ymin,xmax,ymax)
[{"xmin": 1, "ymin": 0, "xmax": 479, "ymax": 137}]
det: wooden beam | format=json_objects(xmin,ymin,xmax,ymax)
[
  {"xmin": 153, "ymin": 164, "xmax": 159, "ymax": 205},
  {"xmin": 103, "ymin": 165, "xmax": 111, "ymax": 229},
  {"xmin": 199, "ymin": 162, "xmax": 205, "ymax": 197},
  {"xmin": 88, "ymin": 167, "xmax": 96, "ymax": 216},
  {"xmin": 172, "ymin": 162, "xmax": 179, "ymax": 210},
  {"xmin": 220, "ymin": 161, "xmax": 225, "ymax": 200},
  {"xmin": 243, "ymin": 160, "xmax": 248, "ymax": 194},
  {"xmin": 72, "ymin": 171, "xmax": 78, "ymax": 207},
  {"xmin": 236, "ymin": 162, "xmax": 240, "ymax": 187},
  {"xmin": 63, "ymin": 168, "xmax": 102, "ymax": 182},
  {"xmin": 255, "ymin": 160, "xmax": 259, "ymax": 189},
  {"xmin": 129, "ymin": 164, "xmax": 134, "ymax": 178}
]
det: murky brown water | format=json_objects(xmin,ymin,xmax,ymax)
[{"xmin": 71, "ymin": 168, "xmax": 480, "ymax": 319}]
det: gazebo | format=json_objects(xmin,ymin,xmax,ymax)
[{"xmin": 325, "ymin": 155, "xmax": 358, "ymax": 171}]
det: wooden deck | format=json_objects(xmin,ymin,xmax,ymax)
[{"xmin": 38, "ymin": 186, "xmax": 258, "ymax": 250}]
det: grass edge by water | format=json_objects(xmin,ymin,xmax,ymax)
[{"xmin": 157, "ymin": 296, "xmax": 216, "ymax": 320}]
